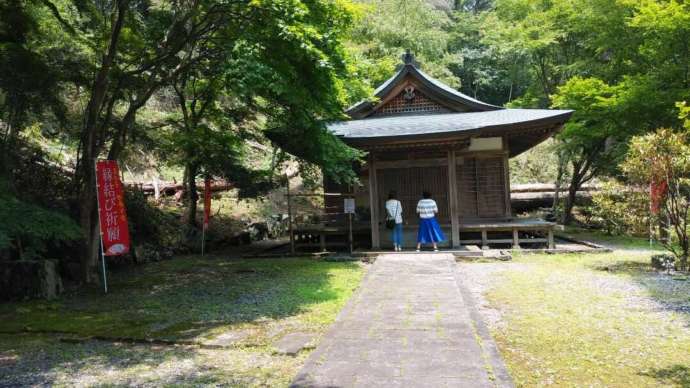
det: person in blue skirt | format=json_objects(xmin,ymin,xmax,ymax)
[{"xmin": 416, "ymin": 191, "xmax": 445, "ymax": 252}]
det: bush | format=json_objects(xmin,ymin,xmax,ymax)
[
  {"xmin": 124, "ymin": 189, "xmax": 183, "ymax": 258},
  {"xmin": 0, "ymin": 193, "xmax": 81, "ymax": 261},
  {"xmin": 588, "ymin": 180, "xmax": 650, "ymax": 236}
]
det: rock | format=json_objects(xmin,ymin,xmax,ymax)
[
  {"xmin": 201, "ymin": 330, "xmax": 251, "ymax": 347},
  {"xmin": 275, "ymin": 332, "xmax": 316, "ymax": 356},
  {"xmin": 248, "ymin": 222, "xmax": 269, "ymax": 241},
  {"xmin": 133, "ymin": 243, "xmax": 162, "ymax": 263},
  {"xmin": 0, "ymin": 260, "xmax": 63, "ymax": 301}
]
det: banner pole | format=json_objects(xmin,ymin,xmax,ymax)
[
  {"xmin": 94, "ymin": 159, "xmax": 108, "ymax": 294},
  {"xmin": 99, "ymin": 232, "xmax": 108, "ymax": 294}
]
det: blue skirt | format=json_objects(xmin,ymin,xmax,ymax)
[{"xmin": 417, "ymin": 217, "xmax": 445, "ymax": 244}]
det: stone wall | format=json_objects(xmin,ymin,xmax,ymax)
[{"xmin": 0, "ymin": 260, "xmax": 63, "ymax": 300}]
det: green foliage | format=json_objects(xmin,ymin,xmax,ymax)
[
  {"xmin": 621, "ymin": 128, "xmax": 690, "ymax": 185},
  {"xmin": 588, "ymin": 180, "xmax": 650, "ymax": 236},
  {"xmin": 124, "ymin": 189, "xmax": 180, "ymax": 250},
  {"xmin": 347, "ymin": 0, "xmax": 460, "ymax": 89},
  {"xmin": 551, "ymin": 77, "xmax": 621, "ymax": 172},
  {"xmin": 621, "ymin": 127, "xmax": 690, "ymax": 267},
  {"xmin": 0, "ymin": 192, "xmax": 80, "ymax": 260},
  {"xmin": 678, "ymin": 101, "xmax": 690, "ymax": 130},
  {"xmin": 509, "ymin": 139, "xmax": 561, "ymax": 184}
]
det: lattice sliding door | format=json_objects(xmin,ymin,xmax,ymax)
[
  {"xmin": 476, "ymin": 157, "xmax": 506, "ymax": 218},
  {"xmin": 456, "ymin": 156, "xmax": 507, "ymax": 219},
  {"xmin": 457, "ymin": 158, "xmax": 478, "ymax": 219},
  {"xmin": 376, "ymin": 166, "xmax": 450, "ymax": 223}
]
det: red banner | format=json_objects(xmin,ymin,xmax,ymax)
[
  {"xmin": 203, "ymin": 178, "xmax": 211, "ymax": 230},
  {"xmin": 96, "ymin": 160, "xmax": 130, "ymax": 256}
]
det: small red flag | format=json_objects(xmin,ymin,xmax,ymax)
[
  {"xmin": 203, "ymin": 178, "xmax": 212, "ymax": 230},
  {"xmin": 96, "ymin": 160, "xmax": 131, "ymax": 256}
]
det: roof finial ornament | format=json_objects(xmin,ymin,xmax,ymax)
[{"xmin": 402, "ymin": 49, "xmax": 415, "ymax": 66}]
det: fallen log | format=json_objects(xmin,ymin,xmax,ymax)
[
  {"xmin": 124, "ymin": 180, "xmax": 235, "ymax": 197},
  {"xmin": 511, "ymin": 190, "xmax": 594, "ymax": 212},
  {"xmin": 511, "ymin": 183, "xmax": 599, "ymax": 193}
]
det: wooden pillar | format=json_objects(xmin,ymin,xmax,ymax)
[
  {"xmin": 502, "ymin": 151, "xmax": 512, "ymax": 218},
  {"xmin": 368, "ymin": 154, "xmax": 380, "ymax": 249},
  {"xmin": 512, "ymin": 228, "xmax": 521, "ymax": 250},
  {"xmin": 481, "ymin": 230, "xmax": 489, "ymax": 250},
  {"xmin": 448, "ymin": 150, "xmax": 460, "ymax": 248},
  {"xmin": 320, "ymin": 233, "xmax": 326, "ymax": 252},
  {"xmin": 548, "ymin": 227, "xmax": 555, "ymax": 249}
]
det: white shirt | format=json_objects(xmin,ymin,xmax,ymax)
[
  {"xmin": 416, "ymin": 199, "xmax": 438, "ymax": 219},
  {"xmin": 385, "ymin": 199, "xmax": 403, "ymax": 224}
]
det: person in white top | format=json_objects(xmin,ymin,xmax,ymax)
[
  {"xmin": 416, "ymin": 190, "xmax": 445, "ymax": 252},
  {"xmin": 385, "ymin": 191, "xmax": 403, "ymax": 251}
]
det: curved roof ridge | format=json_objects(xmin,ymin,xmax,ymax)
[
  {"xmin": 413, "ymin": 67, "xmax": 501, "ymax": 111},
  {"xmin": 346, "ymin": 58, "xmax": 502, "ymax": 118}
]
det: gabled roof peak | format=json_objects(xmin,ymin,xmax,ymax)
[
  {"xmin": 402, "ymin": 49, "xmax": 416, "ymax": 66},
  {"xmin": 346, "ymin": 52, "xmax": 502, "ymax": 119}
]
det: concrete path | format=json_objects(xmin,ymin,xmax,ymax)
[{"xmin": 291, "ymin": 253, "xmax": 513, "ymax": 388}]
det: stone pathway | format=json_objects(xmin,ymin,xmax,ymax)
[{"xmin": 291, "ymin": 253, "xmax": 513, "ymax": 388}]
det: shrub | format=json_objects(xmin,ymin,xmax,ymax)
[
  {"xmin": 622, "ymin": 127, "xmax": 690, "ymax": 271},
  {"xmin": 0, "ymin": 193, "xmax": 81, "ymax": 260},
  {"xmin": 124, "ymin": 189, "xmax": 182, "ymax": 257},
  {"xmin": 588, "ymin": 180, "xmax": 650, "ymax": 236}
]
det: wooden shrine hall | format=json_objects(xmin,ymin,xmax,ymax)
[{"xmin": 317, "ymin": 51, "xmax": 572, "ymax": 251}]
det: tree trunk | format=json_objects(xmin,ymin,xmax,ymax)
[
  {"xmin": 75, "ymin": 1, "xmax": 128, "ymax": 284},
  {"xmin": 78, "ymin": 175, "xmax": 99, "ymax": 284},
  {"xmin": 186, "ymin": 163, "xmax": 199, "ymax": 226},
  {"xmin": 551, "ymin": 152, "xmax": 566, "ymax": 215},
  {"xmin": 562, "ymin": 178, "xmax": 579, "ymax": 224}
]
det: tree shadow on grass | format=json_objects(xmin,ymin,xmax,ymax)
[
  {"xmin": 640, "ymin": 365, "xmax": 690, "ymax": 388},
  {"xmin": 590, "ymin": 259, "xmax": 652, "ymax": 273},
  {"xmin": 0, "ymin": 333, "xmax": 259, "ymax": 387},
  {"xmin": 590, "ymin": 257, "xmax": 690, "ymax": 327},
  {"xmin": 0, "ymin": 257, "xmax": 363, "ymax": 342}
]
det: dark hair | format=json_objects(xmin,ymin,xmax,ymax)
[
  {"xmin": 422, "ymin": 191, "xmax": 431, "ymax": 199},
  {"xmin": 388, "ymin": 190, "xmax": 397, "ymax": 200}
]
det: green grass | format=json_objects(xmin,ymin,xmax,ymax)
[
  {"xmin": 559, "ymin": 226, "xmax": 664, "ymax": 251},
  {"xmin": 0, "ymin": 255, "xmax": 365, "ymax": 386},
  {"xmin": 482, "ymin": 250, "xmax": 690, "ymax": 387}
]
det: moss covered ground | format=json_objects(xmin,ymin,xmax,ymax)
[
  {"xmin": 0, "ymin": 256, "xmax": 364, "ymax": 386},
  {"xmin": 464, "ymin": 233, "xmax": 690, "ymax": 387}
]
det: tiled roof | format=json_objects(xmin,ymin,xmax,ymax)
[
  {"xmin": 328, "ymin": 109, "xmax": 573, "ymax": 139},
  {"xmin": 345, "ymin": 62, "xmax": 500, "ymax": 117}
]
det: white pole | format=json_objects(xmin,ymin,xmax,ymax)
[
  {"xmin": 650, "ymin": 183, "xmax": 653, "ymax": 248},
  {"xmin": 94, "ymin": 159, "xmax": 108, "ymax": 294}
]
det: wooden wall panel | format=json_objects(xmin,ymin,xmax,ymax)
[
  {"xmin": 457, "ymin": 158, "xmax": 478, "ymax": 218},
  {"xmin": 456, "ymin": 156, "xmax": 507, "ymax": 219},
  {"xmin": 476, "ymin": 157, "xmax": 506, "ymax": 218},
  {"xmin": 376, "ymin": 166, "xmax": 449, "ymax": 223}
]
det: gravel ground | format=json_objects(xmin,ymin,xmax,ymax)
[{"xmin": 456, "ymin": 262, "xmax": 526, "ymax": 330}]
